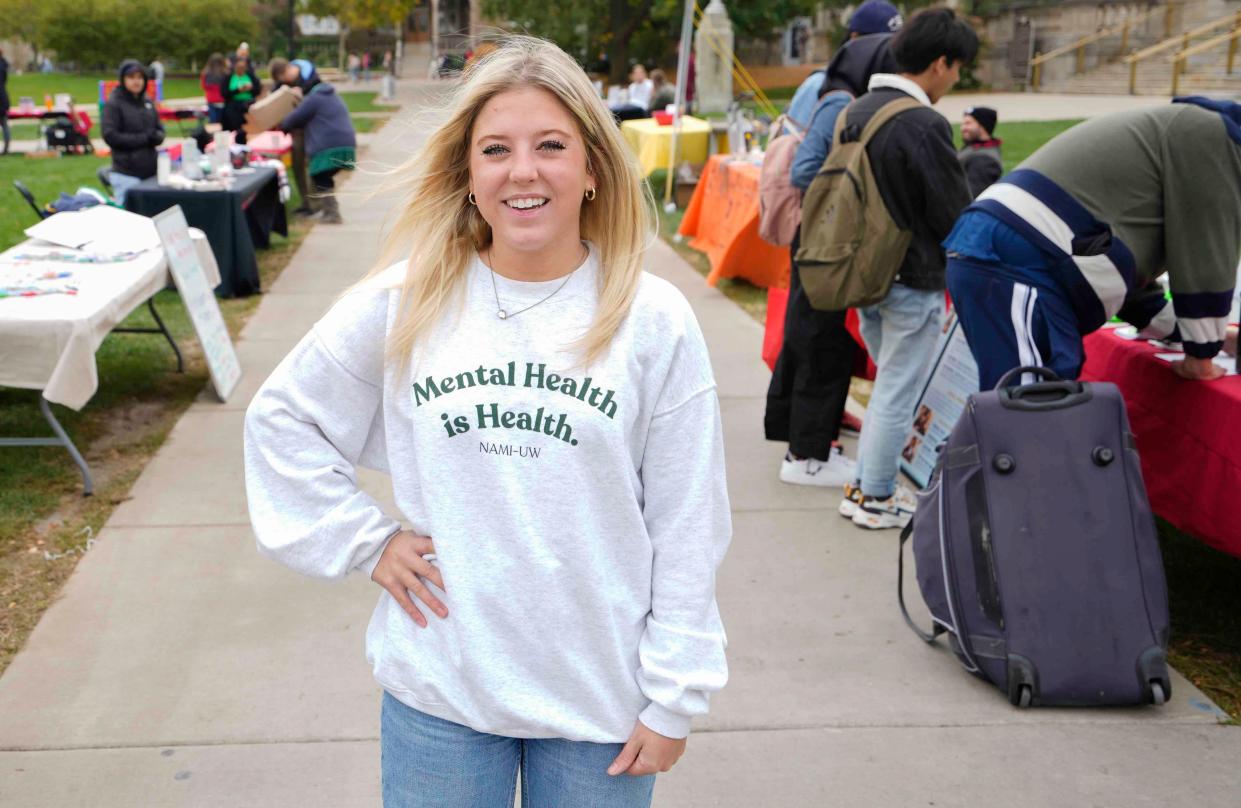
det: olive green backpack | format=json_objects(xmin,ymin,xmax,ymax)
[{"xmin": 795, "ymin": 97, "xmax": 922, "ymax": 311}]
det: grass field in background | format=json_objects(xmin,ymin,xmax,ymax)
[{"xmin": 6, "ymin": 73, "xmax": 204, "ymax": 104}]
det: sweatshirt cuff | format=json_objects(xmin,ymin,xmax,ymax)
[
  {"xmin": 356, "ymin": 525, "xmax": 402, "ymax": 579},
  {"xmin": 638, "ymin": 702, "xmax": 692, "ymax": 740}
]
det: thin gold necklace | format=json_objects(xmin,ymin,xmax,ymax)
[{"xmin": 487, "ymin": 244, "xmax": 587, "ymax": 321}]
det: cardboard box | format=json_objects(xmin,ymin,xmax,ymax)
[{"xmin": 243, "ymin": 85, "xmax": 301, "ymax": 134}]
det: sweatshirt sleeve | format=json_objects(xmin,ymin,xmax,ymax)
[
  {"xmin": 279, "ymin": 90, "xmax": 318, "ymax": 132},
  {"xmin": 790, "ymin": 94, "xmax": 847, "ymax": 191},
  {"xmin": 243, "ymin": 288, "xmax": 402, "ymax": 580},
  {"xmin": 634, "ymin": 296, "xmax": 732, "ymax": 739},
  {"xmin": 1160, "ymin": 111, "xmax": 1241, "ymax": 359}
]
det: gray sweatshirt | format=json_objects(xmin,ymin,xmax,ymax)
[
  {"xmin": 243, "ymin": 246, "xmax": 732, "ymax": 742},
  {"xmin": 1022, "ymin": 103, "xmax": 1241, "ymax": 355}
]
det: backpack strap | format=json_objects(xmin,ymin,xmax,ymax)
[{"xmin": 844, "ymin": 96, "xmax": 925, "ymax": 147}]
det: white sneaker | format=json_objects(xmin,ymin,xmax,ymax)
[
  {"xmin": 779, "ymin": 447, "xmax": 856, "ymax": 487},
  {"xmin": 838, "ymin": 481, "xmax": 863, "ymax": 518},
  {"xmin": 852, "ymin": 489, "xmax": 916, "ymax": 530}
]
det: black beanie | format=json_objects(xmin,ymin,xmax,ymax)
[{"xmin": 965, "ymin": 106, "xmax": 998, "ymax": 137}]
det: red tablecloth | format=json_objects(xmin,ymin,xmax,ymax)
[
  {"xmin": 1081, "ymin": 330, "xmax": 1241, "ymax": 558},
  {"xmin": 677, "ymin": 154, "xmax": 790, "ymax": 289}
]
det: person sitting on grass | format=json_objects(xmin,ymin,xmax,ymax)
[
  {"xmin": 101, "ymin": 59, "xmax": 164, "ymax": 205},
  {"xmin": 276, "ymin": 66, "xmax": 356, "ymax": 224}
]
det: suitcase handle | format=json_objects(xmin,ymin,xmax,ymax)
[{"xmin": 996, "ymin": 366, "xmax": 1092, "ymax": 411}]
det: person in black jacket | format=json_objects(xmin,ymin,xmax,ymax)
[
  {"xmin": 958, "ymin": 105, "xmax": 1002, "ymax": 197},
  {"xmin": 102, "ymin": 59, "xmax": 165, "ymax": 204},
  {"xmin": 835, "ymin": 7, "xmax": 976, "ymax": 531}
]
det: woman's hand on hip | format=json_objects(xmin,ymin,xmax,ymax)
[
  {"xmin": 370, "ymin": 530, "xmax": 448, "ymax": 628},
  {"xmin": 607, "ymin": 721, "xmax": 687, "ymax": 776}
]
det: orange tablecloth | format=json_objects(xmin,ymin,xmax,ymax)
[{"xmin": 677, "ymin": 154, "xmax": 790, "ymax": 289}]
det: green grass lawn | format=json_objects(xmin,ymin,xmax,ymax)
[
  {"xmin": 350, "ymin": 115, "xmax": 390, "ymax": 133},
  {"xmin": 339, "ymin": 91, "xmax": 387, "ymax": 113},
  {"xmin": 0, "ymin": 154, "xmax": 113, "ymax": 251},
  {"xmin": 6, "ymin": 73, "xmax": 204, "ymax": 105}
]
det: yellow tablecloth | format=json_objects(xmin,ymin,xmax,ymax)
[{"xmin": 620, "ymin": 116, "xmax": 712, "ymax": 176}]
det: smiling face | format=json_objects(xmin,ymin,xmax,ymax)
[
  {"xmin": 961, "ymin": 113, "xmax": 985, "ymax": 143},
  {"xmin": 468, "ymin": 85, "xmax": 595, "ymax": 260}
]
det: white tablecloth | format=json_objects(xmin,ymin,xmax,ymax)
[{"xmin": 0, "ymin": 229, "xmax": 220, "ymax": 410}]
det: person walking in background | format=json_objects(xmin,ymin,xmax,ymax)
[
  {"xmin": 348, "ymin": 52, "xmax": 362, "ymax": 83},
  {"xmin": 102, "ymin": 59, "xmax": 165, "ymax": 205},
  {"xmin": 201, "ymin": 53, "xmax": 229, "ymax": 125},
  {"xmin": 222, "ymin": 55, "xmax": 257, "ymax": 144},
  {"xmin": 945, "ymin": 100, "xmax": 1241, "ymax": 389},
  {"xmin": 245, "ymin": 35, "xmax": 731, "ymax": 807},
  {"xmin": 276, "ymin": 64, "xmax": 355, "ymax": 224},
  {"xmin": 765, "ymin": 10, "xmax": 902, "ymax": 489},
  {"xmin": 958, "ymin": 105, "xmax": 1002, "ymax": 198},
  {"xmin": 833, "ymin": 8, "xmax": 976, "ymax": 529},
  {"xmin": 383, "ymin": 50, "xmax": 393, "ymax": 74},
  {"xmin": 0, "ymin": 49, "xmax": 11, "ymax": 156},
  {"xmin": 149, "ymin": 55, "xmax": 165, "ymax": 87},
  {"xmin": 362, "ymin": 51, "xmax": 371, "ymax": 82}
]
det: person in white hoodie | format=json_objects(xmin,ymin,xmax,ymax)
[{"xmin": 244, "ymin": 35, "xmax": 731, "ymax": 808}]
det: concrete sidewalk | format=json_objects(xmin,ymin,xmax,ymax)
[{"xmin": 1, "ymin": 80, "xmax": 1237, "ymax": 807}]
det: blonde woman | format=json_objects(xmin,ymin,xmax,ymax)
[{"xmin": 244, "ymin": 36, "xmax": 731, "ymax": 807}]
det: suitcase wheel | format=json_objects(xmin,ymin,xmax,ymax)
[
  {"xmin": 1150, "ymin": 682, "xmax": 1167, "ymax": 706},
  {"xmin": 1016, "ymin": 684, "xmax": 1032, "ymax": 708}
]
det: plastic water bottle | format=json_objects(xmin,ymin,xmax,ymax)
[{"xmin": 156, "ymin": 149, "xmax": 171, "ymax": 185}]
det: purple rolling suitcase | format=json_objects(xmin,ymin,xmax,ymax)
[{"xmin": 899, "ymin": 366, "xmax": 1171, "ymax": 707}]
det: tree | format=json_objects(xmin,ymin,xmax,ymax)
[
  {"xmin": 483, "ymin": 0, "xmax": 834, "ymax": 83},
  {"xmin": 0, "ymin": 0, "xmax": 50, "ymax": 66},
  {"xmin": 37, "ymin": 0, "xmax": 256, "ymax": 70}
]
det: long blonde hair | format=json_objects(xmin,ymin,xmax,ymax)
[{"xmin": 353, "ymin": 35, "xmax": 654, "ymax": 377}]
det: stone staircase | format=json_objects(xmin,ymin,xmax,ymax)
[{"xmin": 1039, "ymin": 0, "xmax": 1241, "ymax": 95}]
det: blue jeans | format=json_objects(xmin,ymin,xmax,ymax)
[
  {"xmin": 108, "ymin": 171, "xmax": 144, "ymax": 206},
  {"xmin": 855, "ymin": 284, "xmax": 943, "ymax": 498},
  {"xmin": 380, "ymin": 692, "xmax": 656, "ymax": 808}
]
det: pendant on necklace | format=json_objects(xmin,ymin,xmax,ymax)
[{"xmin": 497, "ymin": 310, "xmax": 508, "ymax": 320}]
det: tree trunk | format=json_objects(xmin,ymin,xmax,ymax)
[
  {"xmin": 338, "ymin": 26, "xmax": 349, "ymax": 71},
  {"xmin": 606, "ymin": 0, "xmax": 656, "ymax": 85}
]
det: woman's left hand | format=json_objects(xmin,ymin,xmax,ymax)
[{"xmin": 606, "ymin": 721, "xmax": 687, "ymax": 776}]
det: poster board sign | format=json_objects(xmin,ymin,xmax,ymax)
[
  {"xmin": 153, "ymin": 206, "xmax": 241, "ymax": 402},
  {"xmin": 899, "ymin": 311, "xmax": 979, "ymax": 489}
]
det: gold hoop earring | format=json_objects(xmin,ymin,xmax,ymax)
[
  {"xmin": 468, "ymin": 192, "xmax": 477, "ymax": 205},
  {"xmin": 584, "ymin": 187, "xmax": 596, "ymax": 201}
]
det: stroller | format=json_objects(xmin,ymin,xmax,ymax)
[{"xmin": 45, "ymin": 111, "xmax": 95, "ymax": 154}]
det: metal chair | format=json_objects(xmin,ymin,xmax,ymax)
[{"xmin": 13, "ymin": 180, "xmax": 49, "ymax": 220}]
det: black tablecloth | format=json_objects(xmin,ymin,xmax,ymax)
[{"xmin": 124, "ymin": 166, "xmax": 287, "ymax": 297}]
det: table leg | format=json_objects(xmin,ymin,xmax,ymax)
[
  {"xmin": 0, "ymin": 396, "xmax": 95, "ymax": 496},
  {"xmin": 112, "ymin": 297, "xmax": 184, "ymax": 373}
]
